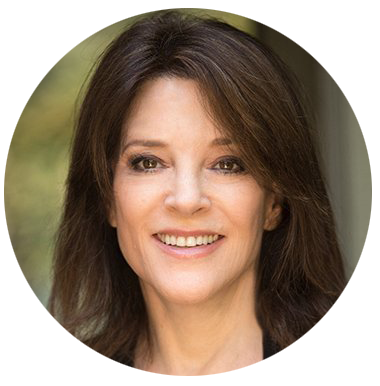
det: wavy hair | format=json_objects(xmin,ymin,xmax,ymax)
[{"xmin": 49, "ymin": 10, "xmax": 346, "ymax": 364}]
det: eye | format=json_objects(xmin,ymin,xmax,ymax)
[
  {"xmin": 213, "ymin": 157, "xmax": 245, "ymax": 174},
  {"xmin": 129, "ymin": 154, "xmax": 165, "ymax": 172},
  {"xmin": 128, "ymin": 154, "xmax": 244, "ymax": 174},
  {"xmin": 141, "ymin": 158, "xmax": 158, "ymax": 169}
]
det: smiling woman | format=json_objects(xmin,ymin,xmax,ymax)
[
  {"xmin": 48, "ymin": 10, "xmax": 346, "ymax": 375},
  {"xmin": 110, "ymin": 77, "xmax": 280, "ymax": 295}
]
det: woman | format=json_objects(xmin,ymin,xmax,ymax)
[{"xmin": 49, "ymin": 10, "xmax": 346, "ymax": 375}]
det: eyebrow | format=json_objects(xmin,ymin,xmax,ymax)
[{"xmin": 122, "ymin": 137, "xmax": 233, "ymax": 153}]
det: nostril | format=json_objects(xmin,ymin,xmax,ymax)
[{"xmin": 164, "ymin": 192, "xmax": 211, "ymax": 215}]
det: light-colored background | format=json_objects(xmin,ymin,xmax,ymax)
[{"xmin": 4, "ymin": 8, "xmax": 371, "ymax": 306}]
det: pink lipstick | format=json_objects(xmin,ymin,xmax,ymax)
[{"xmin": 152, "ymin": 235, "xmax": 225, "ymax": 259}]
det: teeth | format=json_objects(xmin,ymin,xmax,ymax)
[
  {"xmin": 186, "ymin": 236, "xmax": 196, "ymax": 247},
  {"xmin": 157, "ymin": 233, "xmax": 221, "ymax": 247},
  {"xmin": 177, "ymin": 236, "xmax": 186, "ymax": 247}
]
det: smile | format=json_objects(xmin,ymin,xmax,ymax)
[
  {"xmin": 152, "ymin": 231, "xmax": 225, "ymax": 259},
  {"xmin": 156, "ymin": 233, "xmax": 221, "ymax": 248}
]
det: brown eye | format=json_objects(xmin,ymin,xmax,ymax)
[
  {"xmin": 142, "ymin": 158, "xmax": 158, "ymax": 169},
  {"xmin": 129, "ymin": 155, "xmax": 164, "ymax": 172},
  {"xmin": 213, "ymin": 157, "xmax": 245, "ymax": 174},
  {"xmin": 219, "ymin": 160, "xmax": 235, "ymax": 170}
]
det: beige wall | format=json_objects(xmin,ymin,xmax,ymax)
[
  {"xmin": 259, "ymin": 25, "xmax": 372, "ymax": 278},
  {"xmin": 315, "ymin": 9, "xmax": 372, "ymax": 309}
]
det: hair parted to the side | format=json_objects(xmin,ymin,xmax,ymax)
[{"xmin": 49, "ymin": 10, "xmax": 346, "ymax": 364}]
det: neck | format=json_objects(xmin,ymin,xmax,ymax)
[{"xmin": 135, "ymin": 269, "xmax": 263, "ymax": 375}]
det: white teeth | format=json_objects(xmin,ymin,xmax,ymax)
[
  {"xmin": 186, "ymin": 236, "xmax": 196, "ymax": 247},
  {"xmin": 157, "ymin": 233, "xmax": 221, "ymax": 247},
  {"xmin": 177, "ymin": 236, "xmax": 186, "ymax": 247}
]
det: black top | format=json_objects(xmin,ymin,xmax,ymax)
[{"xmin": 8, "ymin": 312, "xmax": 372, "ymax": 375}]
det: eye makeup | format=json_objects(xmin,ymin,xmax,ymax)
[{"xmin": 126, "ymin": 152, "xmax": 246, "ymax": 176}]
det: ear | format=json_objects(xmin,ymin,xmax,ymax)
[
  {"xmin": 107, "ymin": 202, "xmax": 117, "ymax": 228},
  {"xmin": 263, "ymin": 192, "xmax": 283, "ymax": 231}
]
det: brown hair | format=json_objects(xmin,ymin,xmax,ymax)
[{"xmin": 49, "ymin": 10, "xmax": 346, "ymax": 364}]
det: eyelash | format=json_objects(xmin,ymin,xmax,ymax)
[{"xmin": 127, "ymin": 154, "xmax": 246, "ymax": 175}]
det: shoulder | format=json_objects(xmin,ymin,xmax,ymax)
[
  {"xmin": 264, "ymin": 311, "xmax": 372, "ymax": 375},
  {"xmin": 8, "ymin": 350, "xmax": 79, "ymax": 375}
]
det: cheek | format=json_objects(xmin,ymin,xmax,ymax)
[
  {"xmin": 218, "ymin": 182, "xmax": 267, "ymax": 260},
  {"xmin": 112, "ymin": 176, "xmax": 165, "ymax": 269},
  {"xmin": 220, "ymin": 181, "xmax": 267, "ymax": 230},
  {"xmin": 113, "ymin": 176, "xmax": 162, "ymax": 224}
]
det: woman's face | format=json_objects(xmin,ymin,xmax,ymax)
[{"xmin": 110, "ymin": 77, "xmax": 280, "ymax": 304}]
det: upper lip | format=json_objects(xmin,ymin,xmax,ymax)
[{"xmin": 155, "ymin": 229, "xmax": 223, "ymax": 237}]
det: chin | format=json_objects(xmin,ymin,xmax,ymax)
[{"xmin": 152, "ymin": 274, "xmax": 221, "ymax": 305}]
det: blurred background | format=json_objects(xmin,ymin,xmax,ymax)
[{"xmin": 4, "ymin": 9, "xmax": 371, "ymax": 307}]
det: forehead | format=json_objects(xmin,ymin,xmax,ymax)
[{"xmin": 123, "ymin": 77, "xmax": 221, "ymax": 143}]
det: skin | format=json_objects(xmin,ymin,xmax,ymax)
[{"xmin": 109, "ymin": 77, "xmax": 282, "ymax": 375}]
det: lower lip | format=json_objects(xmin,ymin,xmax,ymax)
[{"xmin": 152, "ymin": 235, "xmax": 225, "ymax": 259}]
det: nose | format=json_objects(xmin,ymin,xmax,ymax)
[{"xmin": 164, "ymin": 168, "xmax": 211, "ymax": 215}]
